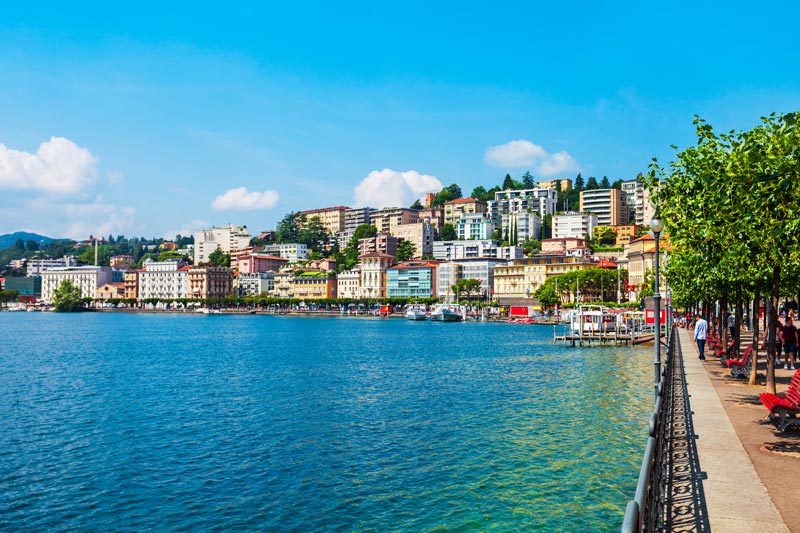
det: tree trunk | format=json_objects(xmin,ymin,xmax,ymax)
[
  {"xmin": 767, "ymin": 265, "xmax": 780, "ymax": 394},
  {"xmin": 719, "ymin": 293, "xmax": 728, "ymax": 365},
  {"xmin": 735, "ymin": 282, "xmax": 743, "ymax": 356},
  {"xmin": 750, "ymin": 280, "xmax": 761, "ymax": 386}
]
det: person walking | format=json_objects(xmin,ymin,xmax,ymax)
[
  {"xmin": 728, "ymin": 312, "xmax": 736, "ymax": 340},
  {"xmin": 779, "ymin": 316, "xmax": 798, "ymax": 370},
  {"xmin": 694, "ymin": 314, "xmax": 708, "ymax": 360}
]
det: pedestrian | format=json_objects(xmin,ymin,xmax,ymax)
[
  {"xmin": 694, "ymin": 314, "xmax": 708, "ymax": 360},
  {"xmin": 728, "ymin": 312, "xmax": 736, "ymax": 340},
  {"xmin": 779, "ymin": 316, "xmax": 798, "ymax": 370}
]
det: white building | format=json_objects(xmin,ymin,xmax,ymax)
[
  {"xmin": 621, "ymin": 179, "xmax": 644, "ymax": 225},
  {"xmin": 337, "ymin": 269, "xmax": 362, "ymax": 299},
  {"xmin": 432, "ymin": 240, "xmax": 522, "ymax": 261},
  {"xmin": 138, "ymin": 259, "xmax": 190, "ymax": 300},
  {"xmin": 236, "ymin": 272, "xmax": 275, "ymax": 297},
  {"xmin": 391, "ymin": 220, "xmax": 435, "ymax": 258},
  {"xmin": 27, "ymin": 255, "xmax": 77, "ymax": 276},
  {"xmin": 261, "ymin": 243, "xmax": 309, "ymax": 263},
  {"xmin": 436, "ymin": 258, "xmax": 507, "ymax": 301},
  {"xmin": 455, "ymin": 213, "xmax": 494, "ymax": 241},
  {"xmin": 552, "ymin": 212, "xmax": 598, "ymax": 240},
  {"xmin": 194, "ymin": 225, "xmax": 252, "ymax": 265},
  {"xmin": 487, "ymin": 187, "xmax": 558, "ymax": 225},
  {"xmin": 501, "ymin": 212, "xmax": 542, "ymax": 243},
  {"xmin": 41, "ymin": 266, "xmax": 113, "ymax": 303}
]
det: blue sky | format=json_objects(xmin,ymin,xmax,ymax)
[{"xmin": 1, "ymin": 2, "xmax": 799, "ymax": 240}]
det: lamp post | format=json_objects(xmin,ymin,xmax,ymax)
[{"xmin": 650, "ymin": 216, "xmax": 665, "ymax": 397}]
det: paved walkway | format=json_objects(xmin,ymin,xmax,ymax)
[{"xmin": 676, "ymin": 328, "xmax": 789, "ymax": 532}]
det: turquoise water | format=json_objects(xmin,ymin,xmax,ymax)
[{"xmin": 0, "ymin": 313, "xmax": 653, "ymax": 532}]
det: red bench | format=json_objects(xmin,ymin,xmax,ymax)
[
  {"xmin": 715, "ymin": 338, "xmax": 736, "ymax": 358},
  {"xmin": 726, "ymin": 345, "xmax": 753, "ymax": 379},
  {"xmin": 760, "ymin": 369, "xmax": 800, "ymax": 431}
]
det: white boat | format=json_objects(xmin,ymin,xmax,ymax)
[
  {"xmin": 430, "ymin": 303, "xmax": 464, "ymax": 322},
  {"xmin": 406, "ymin": 304, "xmax": 428, "ymax": 321},
  {"xmin": 570, "ymin": 305, "xmax": 619, "ymax": 333}
]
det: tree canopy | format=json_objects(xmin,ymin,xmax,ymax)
[{"xmin": 53, "ymin": 279, "xmax": 84, "ymax": 312}]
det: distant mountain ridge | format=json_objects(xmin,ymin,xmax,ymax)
[{"xmin": 0, "ymin": 232, "xmax": 58, "ymax": 250}]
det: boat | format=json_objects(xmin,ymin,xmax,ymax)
[
  {"xmin": 405, "ymin": 304, "xmax": 428, "ymax": 321},
  {"xmin": 430, "ymin": 303, "xmax": 464, "ymax": 322},
  {"xmin": 570, "ymin": 305, "xmax": 619, "ymax": 333}
]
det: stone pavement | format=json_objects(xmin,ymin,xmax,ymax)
[{"xmin": 676, "ymin": 327, "xmax": 790, "ymax": 532}]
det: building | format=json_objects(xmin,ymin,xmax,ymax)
[
  {"xmin": 137, "ymin": 259, "xmax": 189, "ymax": 300},
  {"xmin": 298, "ymin": 206, "xmax": 348, "ymax": 234},
  {"xmin": 273, "ymin": 268, "xmax": 294, "ymax": 298},
  {"xmin": 159, "ymin": 241, "xmax": 178, "ymax": 251},
  {"xmin": 487, "ymin": 188, "xmax": 558, "ymax": 225},
  {"xmin": 423, "ymin": 192, "xmax": 436, "ymax": 207},
  {"xmin": 612, "ymin": 224, "xmax": 638, "ymax": 246},
  {"xmin": 359, "ymin": 252, "xmax": 393, "ymax": 299},
  {"xmin": 538, "ymin": 179, "xmax": 572, "ymax": 191},
  {"xmin": 262, "ymin": 243, "xmax": 309, "ymax": 263},
  {"xmin": 387, "ymin": 261, "xmax": 439, "ymax": 299},
  {"xmin": 433, "ymin": 240, "xmax": 500, "ymax": 261},
  {"xmin": 41, "ymin": 266, "xmax": 113, "ymax": 303},
  {"xmin": 455, "ymin": 213, "xmax": 494, "ymax": 241},
  {"xmin": 358, "ymin": 233, "xmax": 399, "ymax": 257},
  {"xmin": 188, "ymin": 266, "xmax": 233, "ymax": 300},
  {"xmin": 110, "ymin": 255, "xmax": 134, "ymax": 268},
  {"xmin": 625, "ymin": 233, "xmax": 669, "ymax": 300},
  {"xmin": 417, "ymin": 206, "xmax": 444, "ymax": 229},
  {"xmin": 621, "ymin": 179, "xmax": 644, "ymax": 225},
  {"xmin": 26, "ymin": 255, "xmax": 77, "ymax": 276},
  {"xmin": 541, "ymin": 238, "xmax": 587, "ymax": 253},
  {"xmin": 337, "ymin": 269, "xmax": 361, "ymax": 299},
  {"xmin": 292, "ymin": 271, "xmax": 337, "ymax": 300},
  {"xmin": 237, "ymin": 253, "xmax": 289, "ymax": 273},
  {"xmin": 370, "ymin": 207, "xmax": 419, "ymax": 234},
  {"xmin": 194, "ymin": 225, "xmax": 252, "ymax": 265},
  {"xmin": 501, "ymin": 212, "xmax": 542, "ymax": 243},
  {"xmin": 444, "ymin": 198, "xmax": 487, "ymax": 226},
  {"xmin": 580, "ymin": 189, "xmax": 627, "ymax": 226},
  {"xmin": 236, "ymin": 272, "xmax": 275, "ymax": 297},
  {"xmin": 4, "ymin": 276, "xmax": 41, "ymax": 298},
  {"xmin": 97, "ymin": 283, "xmax": 125, "ymax": 300},
  {"xmin": 344, "ymin": 207, "xmax": 373, "ymax": 232},
  {"xmin": 552, "ymin": 212, "xmax": 598, "ymax": 240},
  {"xmin": 391, "ymin": 221, "xmax": 435, "ymax": 258},
  {"xmin": 492, "ymin": 255, "xmax": 596, "ymax": 303},
  {"xmin": 124, "ymin": 269, "xmax": 139, "ymax": 299},
  {"xmin": 436, "ymin": 258, "xmax": 506, "ymax": 301}
]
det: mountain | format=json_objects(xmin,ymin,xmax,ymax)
[{"xmin": 0, "ymin": 232, "xmax": 57, "ymax": 250}]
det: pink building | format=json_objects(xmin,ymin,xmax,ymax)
[
  {"xmin": 238, "ymin": 254, "xmax": 289, "ymax": 273},
  {"xmin": 541, "ymin": 238, "xmax": 587, "ymax": 253}
]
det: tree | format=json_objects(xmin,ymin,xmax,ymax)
[
  {"xmin": 521, "ymin": 171, "xmax": 535, "ymax": 189},
  {"xmin": 208, "ymin": 249, "xmax": 231, "ymax": 267},
  {"xmin": 0, "ymin": 290, "xmax": 19, "ymax": 304},
  {"xmin": 600, "ymin": 176, "xmax": 610, "ymax": 188},
  {"xmin": 396, "ymin": 240, "xmax": 417, "ymax": 261},
  {"xmin": 53, "ymin": 280, "xmax": 84, "ymax": 312},
  {"xmin": 440, "ymin": 223, "xmax": 457, "ymax": 241},
  {"xmin": 585, "ymin": 176, "xmax": 599, "ymax": 190},
  {"xmin": 521, "ymin": 237, "xmax": 542, "ymax": 256},
  {"xmin": 410, "ymin": 199, "xmax": 423, "ymax": 209},
  {"xmin": 275, "ymin": 212, "xmax": 299, "ymax": 243},
  {"xmin": 343, "ymin": 224, "xmax": 378, "ymax": 269},
  {"xmin": 541, "ymin": 214, "xmax": 552, "ymax": 240},
  {"xmin": 470, "ymin": 186, "xmax": 489, "ymax": 201},
  {"xmin": 502, "ymin": 174, "xmax": 515, "ymax": 190},
  {"xmin": 574, "ymin": 173, "xmax": 585, "ymax": 191},
  {"xmin": 592, "ymin": 225, "xmax": 615, "ymax": 245},
  {"xmin": 431, "ymin": 184, "xmax": 463, "ymax": 206},
  {"xmin": 611, "ymin": 179, "xmax": 623, "ymax": 189},
  {"xmin": 451, "ymin": 278, "xmax": 482, "ymax": 303},
  {"xmin": 298, "ymin": 215, "xmax": 328, "ymax": 252},
  {"xmin": 534, "ymin": 284, "xmax": 559, "ymax": 307}
]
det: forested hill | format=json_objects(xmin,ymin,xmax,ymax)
[{"xmin": 0, "ymin": 232, "xmax": 55, "ymax": 250}]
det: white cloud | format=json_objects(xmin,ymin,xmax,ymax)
[
  {"xmin": 163, "ymin": 219, "xmax": 209, "ymax": 241},
  {"xmin": 61, "ymin": 198, "xmax": 136, "ymax": 239},
  {"xmin": 353, "ymin": 169, "xmax": 442, "ymax": 209},
  {"xmin": 484, "ymin": 139, "xmax": 582, "ymax": 177},
  {"xmin": 211, "ymin": 187, "xmax": 280, "ymax": 211},
  {"xmin": 107, "ymin": 170, "xmax": 124, "ymax": 185},
  {"xmin": 0, "ymin": 136, "xmax": 97, "ymax": 194}
]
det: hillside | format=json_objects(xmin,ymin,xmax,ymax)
[{"xmin": 0, "ymin": 232, "xmax": 55, "ymax": 250}]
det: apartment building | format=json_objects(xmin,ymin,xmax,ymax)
[
  {"xmin": 435, "ymin": 258, "xmax": 506, "ymax": 301},
  {"xmin": 387, "ymin": 261, "xmax": 439, "ymax": 299},
  {"xmin": 492, "ymin": 254, "xmax": 595, "ymax": 303},
  {"xmin": 292, "ymin": 271, "xmax": 337, "ymax": 300},
  {"xmin": 612, "ymin": 224, "xmax": 638, "ymax": 246},
  {"xmin": 552, "ymin": 212, "xmax": 598, "ymax": 240},
  {"xmin": 194, "ymin": 225, "xmax": 251, "ymax": 265},
  {"xmin": 443, "ymin": 198, "xmax": 487, "ymax": 226},
  {"xmin": 370, "ymin": 207, "xmax": 419, "ymax": 234},
  {"xmin": 455, "ymin": 213, "xmax": 494, "ymax": 241},
  {"xmin": 537, "ymin": 178, "xmax": 572, "ymax": 191},
  {"xmin": 188, "ymin": 265, "xmax": 233, "ymax": 299},
  {"xmin": 391, "ymin": 221, "xmax": 435, "ymax": 258},
  {"xmin": 236, "ymin": 272, "xmax": 275, "ymax": 297},
  {"xmin": 500, "ymin": 211, "xmax": 542, "ymax": 243},
  {"xmin": 262, "ymin": 243, "xmax": 309, "ymax": 263},
  {"xmin": 486, "ymin": 188, "xmax": 557, "ymax": 225},
  {"xmin": 358, "ymin": 233, "xmax": 399, "ymax": 257},
  {"xmin": 359, "ymin": 252, "xmax": 393, "ymax": 299},
  {"xmin": 26, "ymin": 255, "xmax": 77, "ymax": 276},
  {"xmin": 298, "ymin": 205, "xmax": 348, "ymax": 234},
  {"xmin": 237, "ymin": 253, "xmax": 289, "ymax": 273},
  {"xmin": 337, "ymin": 269, "xmax": 361, "ymax": 299},
  {"xmin": 40, "ymin": 266, "xmax": 113, "ymax": 303},
  {"xmin": 621, "ymin": 180, "xmax": 643, "ymax": 225},
  {"xmin": 579, "ymin": 189, "xmax": 627, "ymax": 226},
  {"xmin": 344, "ymin": 207, "xmax": 373, "ymax": 232},
  {"xmin": 137, "ymin": 259, "xmax": 190, "ymax": 300}
]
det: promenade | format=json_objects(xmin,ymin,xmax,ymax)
[{"xmin": 673, "ymin": 327, "xmax": 796, "ymax": 532}]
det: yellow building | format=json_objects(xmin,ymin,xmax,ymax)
[
  {"xmin": 612, "ymin": 224, "xmax": 638, "ymax": 246},
  {"xmin": 292, "ymin": 271, "xmax": 337, "ymax": 300},
  {"xmin": 188, "ymin": 266, "xmax": 234, "ymax": 299},
  {"xmin": 359, "ymin": 252, "xmax": 393, "ymax": 299},
  {"xmin": 443, "ymin": 198, "xmax": 487, "ymax": 226},
  {"xmin": 298, "ymin": 206, "xmax": 348, "ymax": 234},
  {"xmin": 370, "ymin": 207, "xmax": 419, "ymax": 234},
  {"xmin": 580, "ymin": 189, "xmax": 627, "ymax": 226},
  {"xmin": 493, "ymin": 255, "xmax": 595, "ymax": 302},
  {"xmin": 538, "ymin": 179, "xmax": 572, "ymax": 191}
]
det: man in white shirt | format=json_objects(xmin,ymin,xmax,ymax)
[{"xmin": 694, "ymin": 314, "xmax": 708, "ymax": 360}]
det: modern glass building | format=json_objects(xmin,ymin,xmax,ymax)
[{"xmin": 386, "ymin": 262, "xmax": 439, "ymax": 298}]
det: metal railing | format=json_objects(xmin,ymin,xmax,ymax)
[{"xmin": 621, "ymin": 326, "xmax": 677, "ymax": 532}]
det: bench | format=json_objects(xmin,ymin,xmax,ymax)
[
  {"xmin": 714, "ymin": 338, "xmax": 736, "ymax": 358},
  {"xmin": 760, "ymin": 369, "xmax": 800, "ymax": 431},
  {"xmin": 726, "ymin": 345, "xmax": 753, "ymax": 379}
]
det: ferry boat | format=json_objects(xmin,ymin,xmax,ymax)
[
  {"xmin": 570, "ymin": 305, "xmax": 618, "ymax": 333},
  {"xmin": 430, "ymin": 303, "xmax": 464, "ymax": 322},
  {"xmin": 405, "ymin": 304, "xmax": 428, "ymax": 321}
]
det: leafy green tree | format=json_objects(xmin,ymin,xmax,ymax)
[
  {"xmin": 574, "ymin": 173, "xmax": 584, "ymax": 191},
  {"xmin": 343, "ymin": 224, "xmax": 378, "ymax": 269},
  {"xmin": 451, "ymin": 278, "xmax": 482, "ymax": 303},
  {"xmin": 430, "ymin": 184, "xmax": 463, "ymax": 206},
  {"xmin": 599, "ymin": 176, "xmax": 610, "ymax": 188},
  {"xmin": 541, "ymin": 214, "xmax": 552, "ymax": 239},
  {"xmin": 440, "ymin": 223, "xmax": 457, "ymax": 241},
  {"xmin": 208, "ymin": 249, "xmax": 231, "ymax": 267},
  {"xmin": 470, "ymin": 186, "xmax": 488, "ymax": 200},
  {"xmin": 521, "ymin": 237, "xmax": 542, "ymax": 256},
  {"xmin": 585, "ymin": 176, "xmax": 599, "ymax": 190},
  {"xmin": 53, "ymin": 280, "xmax": 84, "ymax": 312},
  {"xmin": 298, "ymin": 215, "xmax": 328, "ymax": 252},
  {"xmin": 396, "ymin": 240, "xmax": 417, "ymax": 261},
  {"xmin": 521, "ymin": 171, "xmax": 535, "ymax": 189},
  {"xmin": 0, "ymin": 290, "xmax": 19, "ymax": 303},
  {"xmin": 410, "ymin": 199, "xmax": 423, "ymax": 209},
  {"xmin": 592, "ymin": 225, "xmax": 615, "ymax": 245},
  {"xmin": 611, "ymin": 179, "xmax": 623, "ymax": 189},
  {"xmin": 534, "ymin": 284, "xmax": 559, "ymax": 307},
  {"xmin": 275, "ymin": 212, "xmax": 299, "ymax": 243}
]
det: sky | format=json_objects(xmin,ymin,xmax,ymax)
[{"xmin": 1, "ymin": 2, "xmax": 799, "ymax": 241}]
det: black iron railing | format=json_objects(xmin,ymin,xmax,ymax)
[{"xmin": 621, "ymin": 326, "xmax": 677, "ymax": 532}]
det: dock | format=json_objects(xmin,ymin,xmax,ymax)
[{"xmin": 553, "ymin": 324, "xmax": 656, "ymax": 346}]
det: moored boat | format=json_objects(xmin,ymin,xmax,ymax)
[
  {"xmin": 570, "ymin": 305, "xmax": 618, "ymax": 333},
  {"xmin": 405, "ymin": 304, "xmax": 428, "ymax": 320},
  {"xmin": 430, "ymin": 303, "xmax": 464, "ymax": 322}
]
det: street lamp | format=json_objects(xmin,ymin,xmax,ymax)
[{"xmin": 650, "ymin": 216, "xmax": 665, "ymax": 397}]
